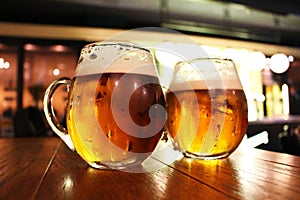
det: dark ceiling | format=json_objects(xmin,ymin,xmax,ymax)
[
  {"xmin": 223, "ymin": 0, "xmax": 300, "ymax": 15},
  {"xmin": 1, "ymin": 0, "xmax": 300, "ymax": 47}
]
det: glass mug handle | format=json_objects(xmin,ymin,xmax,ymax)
[{"xmin": 43, "ymin": 77, "xmax": 75, "ymax": 151}]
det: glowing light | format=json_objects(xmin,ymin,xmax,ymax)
[
  {"xmin": 115, "ymin": 80, "xmax": 119, "ymax": 87},
  {"xmin": 3, "ymin": 62, "xmax": 10, "ymax": 69},
  {"xmin": 0, "ymin": 58, "xmax": 10, "ymax": 69},
  {"xmin": 282, "ymin": 84, "xmax": 290, "ymax": 115},
  {"xmin": 53, "ymin": 68, "xmax": 60, "ymax": 76},
  {"xmin": 288, "ymin": 55, "xmax": 294, "ymax": 62},
  {"xmin": 252, "ymin": 92, "xmax": 266, "ymax": 102},
  {"xmin": 247, "ymin": 51, "xmax": 266, "ymax": 71},
  {"xmin": 24, "ymin": 43, "xmax": 38, "ymax": 51},
  {"xmin": 155, "ymin": 42, "xmax": 182, "ymax": 90},
  {"xmin": 62, "ymin": 175, "xmax": 73, "ymax": 191},
  {"xmin": 155, "ymin": 42, "xmax": 182, "ymax": 68},
  {"xmin": 246, "ymin": 131, "xmax": 269, "ymax": 148},
  {"xmin": 222, "ymin": 48, "xmax": 238, "ymax": 62},
  {"xmin": 51, "ymin": 45, "xmax": 68, "ymax": 52},
  {"xmin": 201, "ymin": 45, "xmax": 221, "ymax": 58},
  {"xmin": 269, "ymin": 53, "xmax": 290, "ymax": 74}
]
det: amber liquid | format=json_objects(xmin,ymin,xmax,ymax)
[
  {"xmin": 166, "ymin": 89, "xmax": 248, "ymax": 159},
  {"xmin": 67, "ymin": 73, "xmax": 165, "ymax": 168}
]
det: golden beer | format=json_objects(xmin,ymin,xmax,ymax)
[
  {"xmin": 67, "ymin": 72, "xmax": 165, "ymax": 168},
  {"xmin": 166, "ymin": 89, "xmax": 248, "ymax": 158},
  {"xmin": 165, "ymin": 58, "xmax": 248, "ymax": 159},
  {"xmin": 44, "ymin": 42, "xmax": 166, "ymax": 170}
]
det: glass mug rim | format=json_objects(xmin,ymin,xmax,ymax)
[
  {"xmin": 169, "ymin": 57, "xmax": 241, "ymax": 91},
  {"xmin": 76, "ymin": 41, "xmax": 157, "ymax": 77},
  {"xmin": 81, "ymin": 41, "xmax": 151, "ymax": 53},
  {"xmin": 174, "ymin": 57, "xmax": 237, "ymax": 69}
]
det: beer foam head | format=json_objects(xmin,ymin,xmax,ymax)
[
  {"xmin": 76, "ymin": 42, "xmax": 158, "ymax": 76},
  {"xmin": 169, "ymin": 58, "xmax": 243, "ymax": 91}
]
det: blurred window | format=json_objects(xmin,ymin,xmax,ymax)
[
  {"xmin": 0, "ymin": 39, "xmax": 83, "ymax": 137},
  {"xmin": 0, "ymin": 42, "xmax": 17, "ymax": 136}
]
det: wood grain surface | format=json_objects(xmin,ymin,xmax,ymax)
[{"xmin": 0, "ymin": 137, "xmax": 299, "ymax": 200}]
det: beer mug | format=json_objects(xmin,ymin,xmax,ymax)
[
  {"xmin": 165, "ymin": 58, "xmax": 248, "ymax": 159},
  {"xmin": 44, "ymin": 42, "xmax": 166, "ymax": 170}
]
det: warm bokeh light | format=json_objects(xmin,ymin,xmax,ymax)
[
  {"xmin": 221, "ymin": 48, "xmax": 238, "ymax": 63},
  {"xmin": 50, "ymin": 45, "xmax": 69, "ymax": 52},
  {"xmin": 3, "ymin": 62, "xmax": 10, "ymax": 69},
  {"xmin": 53, "ymin": 68, "xmax": 60, "ymax": 76},
  {"xmin": 282, "ymin": 84, "xmax": 290, "ymax": 116},
  {"xmin": 155, "ymin": 48, "xmax": 181, "ymax": 68},
  {"xmin": 24, "ymin": 43, "xmax": 39, "ymax": 51},
  {"xmin": 0, "ymin": 58, "xmax": 10, "ymax": 69},
  {"xmin": 288, "ymin": 55, "xmax": 294, "ymax": 62},
  {"xmin": 269, "ymin": 53, "xmax": 290, "ymax": 74},
  {"xmin": 247, "ymin": 51, "xmax": 266, "ymax": 71}
]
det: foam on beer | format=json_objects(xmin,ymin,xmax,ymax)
[
  {"xmin": 169, "ymin": 79, "xmax": 243, "ymax": 92},
  {"xmin": 169, "ymin": 58, "xmax": 243, "ymax": 91},
  {"xmin": 76, "ymin": 42, "xmax": 158, "ymax": 77}
]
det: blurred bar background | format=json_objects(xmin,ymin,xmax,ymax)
[{"xmin": 0, "ymin": 0, "xmax": 300, "ymax": 155}]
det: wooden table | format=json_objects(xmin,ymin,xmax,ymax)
[{"xmin": 0, "ymin": 137, "xmax": 299, "ymax": 199}]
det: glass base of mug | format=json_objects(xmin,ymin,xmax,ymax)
[
  {"xmin": 88, "ymin": 162, "xmax": 112, "ymax": 170},
  {"xmin": 170, "ymin": 138, "xmax": 232, "ymax": 160},
  {"xmin": 182, "ymin": 151, "xmax": 230, "ymax": 160},
  {"xmin": 87, "ymin": 158, "xmax": 142, "ymax": 170}
]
